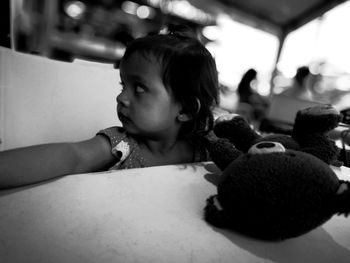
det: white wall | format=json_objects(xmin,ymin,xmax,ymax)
[{"xmin": 0, "ymin": 47, "xmax": 121, "ymax": 150}]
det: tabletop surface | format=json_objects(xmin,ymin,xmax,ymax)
[{"xmin": 1, "ymin": 162, "xmax": 350, "ymax": 263}]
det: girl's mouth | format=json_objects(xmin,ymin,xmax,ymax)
[{"xmin": 118, "ymin": 112, "xmax": 131, "ymax": 123}]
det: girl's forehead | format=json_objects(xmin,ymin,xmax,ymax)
[
  {"xmin": 123, "ymin": 51, "xmax": 159, "ymax": 64},
  {"xmin": 120, "ymin": 52, "xmax": 161, "ymax": 75},
  {"xmin": 121, "ymin": 52, "xmax": 158, "ymax": 68}
]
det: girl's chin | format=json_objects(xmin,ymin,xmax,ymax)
[{"xmin": 121, "ymin": 122, "xmax": 137, "ymax": 134}]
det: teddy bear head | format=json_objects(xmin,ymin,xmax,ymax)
[{"xmin": 213, "ymin": 104, "xmax": 342, "ymax": 166}]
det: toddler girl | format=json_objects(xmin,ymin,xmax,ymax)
[{"xmin": 0, "ymin": 26, "xmax": 219, "ymax": 189}]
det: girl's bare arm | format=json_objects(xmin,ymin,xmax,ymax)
[{"xmin": 0, "ymin": 135, "xmax": 115, "ymax": 189}]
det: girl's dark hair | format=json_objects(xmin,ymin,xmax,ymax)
[{"xmin": 121, "ymin": 25, "xmax": 219, "ymax": 138}]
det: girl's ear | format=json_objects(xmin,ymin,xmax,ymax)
[
  {"xmin": 177, "ymin": 98, "xmax": 201, "ymax": 122},
  {"xmin": 177, "ymin": 113, "xmax": 192, "ymax": 122}
]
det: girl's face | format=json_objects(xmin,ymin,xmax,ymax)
[{"xmin": 117, "ymin": 53, "xmax": 183, "ymax": 140}]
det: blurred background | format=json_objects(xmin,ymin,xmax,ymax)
[{"xmin": 1, "ymin": 0, "xmax": 350, "ymax": 112}]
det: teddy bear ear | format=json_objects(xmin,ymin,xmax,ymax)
[
  {"xmin": 332, "ymin": 181, "xmax": 350, "ymax": 216},
  {"xmin": 213, "ymin": 114, "xmax": 260, "ymax": 152}
]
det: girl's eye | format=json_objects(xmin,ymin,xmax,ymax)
[{"xmin": 135, "ymin": 85, "xmax": 146, "ymax": 93}]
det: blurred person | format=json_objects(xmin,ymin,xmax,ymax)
[
  {"xmin": 236, "ymin": 68, "xmax": 269, "ymax": 124},
  {"xmin": 281, "ymin": 66, "xmax": 314, "ymax": 101}
]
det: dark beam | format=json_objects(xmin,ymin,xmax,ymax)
[{"xmin": 282, "ymin": 0, "xmax": 348, "ymax": 34}]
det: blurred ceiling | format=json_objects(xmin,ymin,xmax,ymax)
[
  {"xmin": 7, "ymin": 0, "xmax": 349, "ymax": 64},
  {"xmin": 190, "ymin": 0, "xmax": 348, "ymax": 37}
]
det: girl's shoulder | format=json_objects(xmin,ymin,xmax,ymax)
[
  {"xmin": 97, "ymin": 127, "xmax": 145, "ymax": 170},
  {"xmin": 97, "ymin": 126, "xmax": 130, "ymax": 146}
]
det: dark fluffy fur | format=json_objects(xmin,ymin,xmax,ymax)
[
  {"xmin": 214, "ymin": 105, "xmax": 341, "ymax": 165},
  {"xmin": 204, "ymin": 105, "xmax": 350, "ymax": 240}
]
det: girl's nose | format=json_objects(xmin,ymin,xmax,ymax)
[{"xmin": 116, "ymin": 90, "xmax": 130, "ymax": 106}]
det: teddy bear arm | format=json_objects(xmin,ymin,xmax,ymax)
[
  {"xmin": 299, "ymin": 134, "xmax": 340, "ymax": 165},
  {"xmin": 332, "ymin": 180, "xmax": 350, "ymax": 216},
  {"xmin": 204, "ymin": 196, "xmax": 231, "ymax": 228},
  {"xmin": 202, "ymin": 131, "xmax": 243, "ymax": 171},
  {"xmin": 208, "ymin": 138, "xmax": 243, "ymax": 171}
]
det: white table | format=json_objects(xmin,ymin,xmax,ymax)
[{"xmin": 1, "ymin": 163, "xmax": 350, "ymax": 263}]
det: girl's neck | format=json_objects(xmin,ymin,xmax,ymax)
[
  {"xmin": 140, "ymin": 136, "xmax": 182, "ymax": 155},
  {"xmin": 138, "ymin": 137, "xmax": 194, "ymax": 167}
]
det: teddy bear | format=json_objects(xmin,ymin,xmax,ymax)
[{"xmin": 202, "ymin": 104, "xmax": 350, "ymax": 240}]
